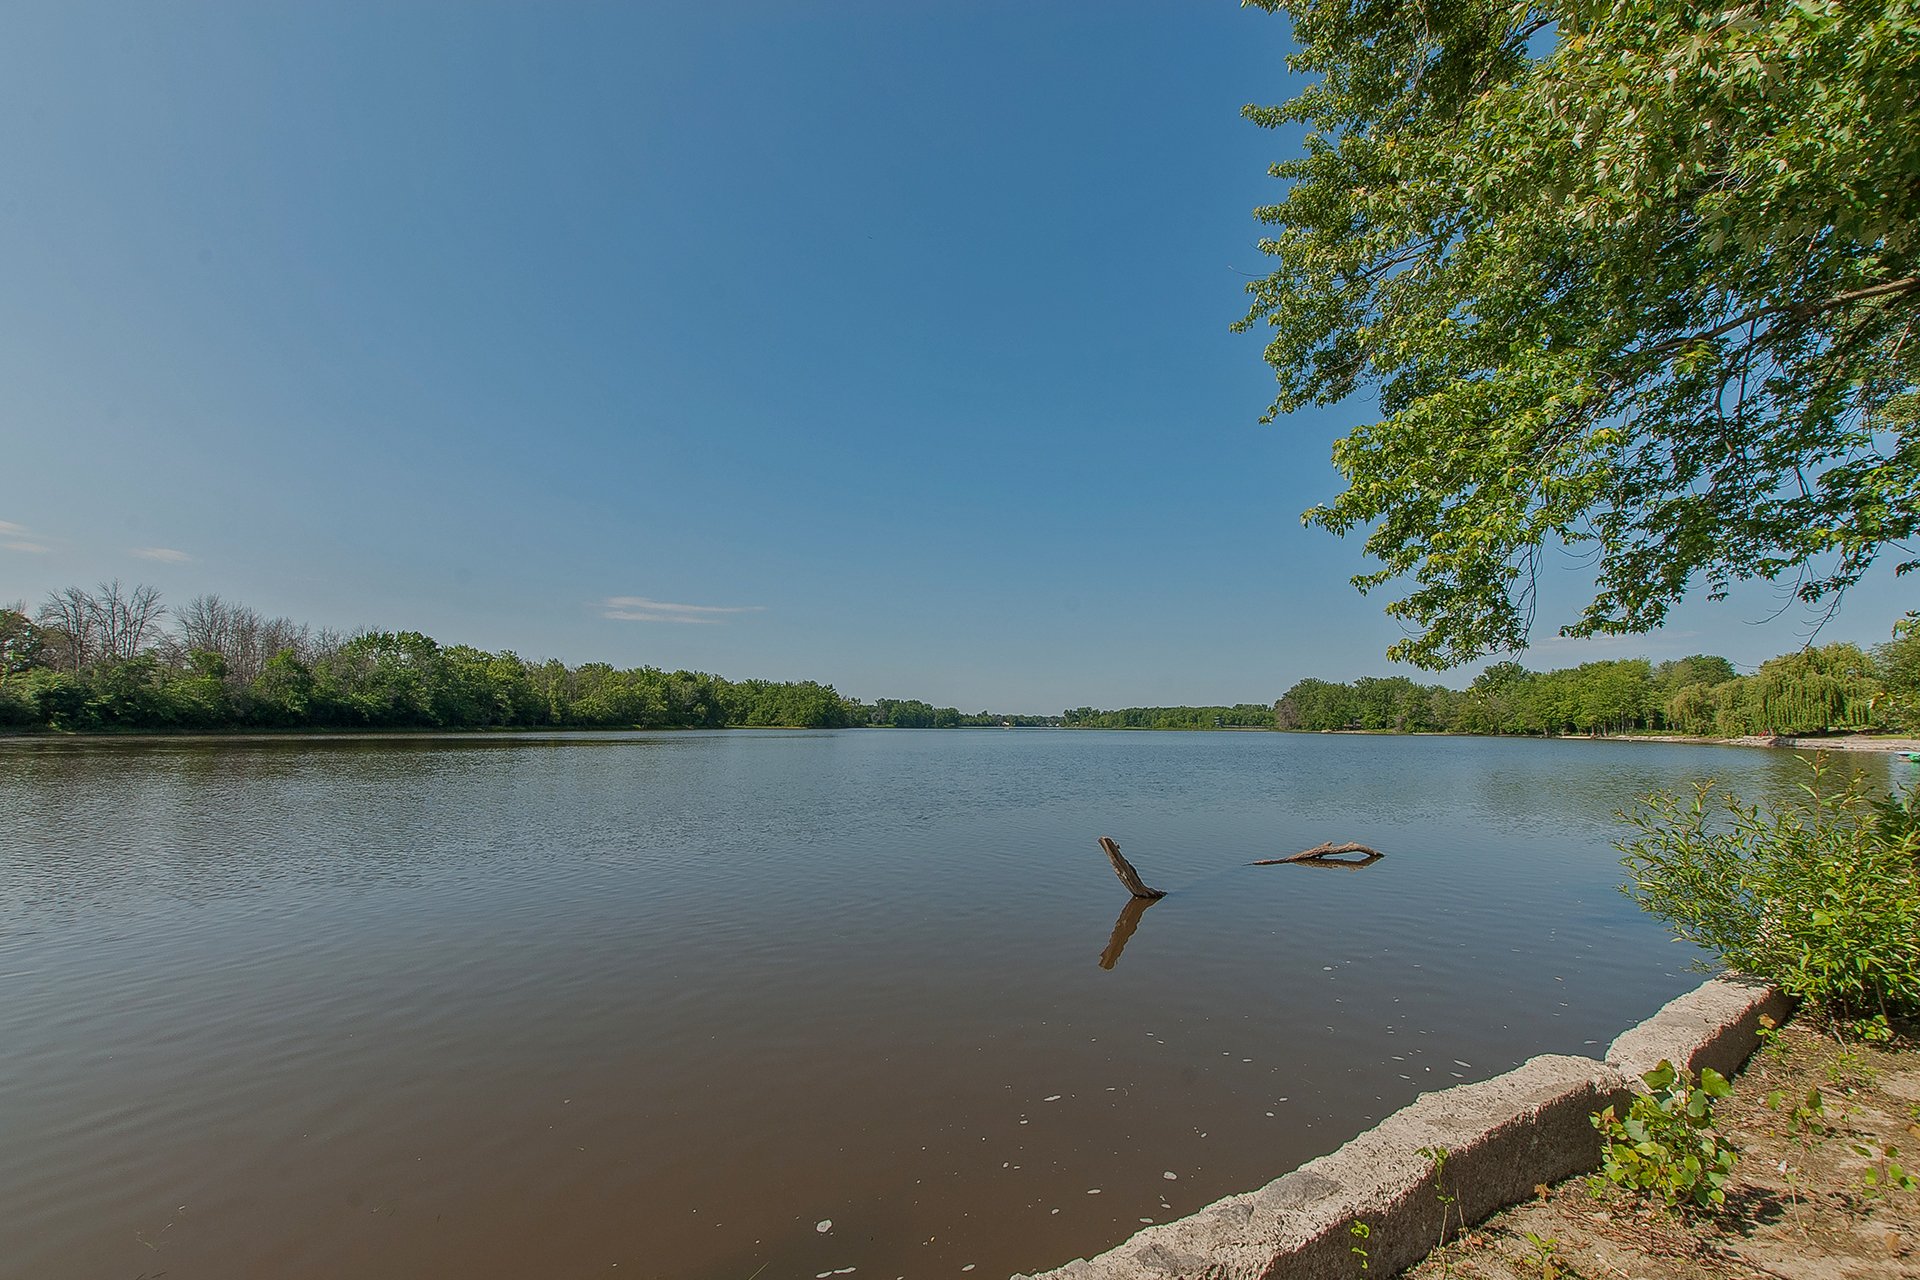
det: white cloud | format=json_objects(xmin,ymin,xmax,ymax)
[
  {"xmin": 3, "ymin": 540, "xmax": 48, "ymax": 554},
  {"xmin": 599, "ymin": 595, "xmax": 765, "ymax": 624},
  {"xmin": 132, "ymin": 547, "xmax": 192, "ymax": 563},
  {"xmin": 0, "ymin": 520, "xmax": 26, "ymax": 535},
  {"xmin": 604, "ymin": 610, "xmax": 725, "ymax": 624}
]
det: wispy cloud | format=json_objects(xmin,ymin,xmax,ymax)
[
  {"xmin": 2, "ymin": 519, "xmax": 50, "ymax": 553},
  {"xmin": 599, "ymin": 595, "xmax": 765, "ymax": 625},
  {"xmin": 132, "ymin": 547, "xmax": 192, "ymax": 563}
]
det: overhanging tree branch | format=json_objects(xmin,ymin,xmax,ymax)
[{"xmin": 1639, "ymin": 277, "xmax": 1920, "ymax": 359}]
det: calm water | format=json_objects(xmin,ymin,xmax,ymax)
[{"xmin": 0, "ymin": 731, "xmax": 1897, "ymax": 1279}]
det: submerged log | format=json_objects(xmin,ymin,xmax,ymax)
[
  {"xmin": 1250, "ymin": 840, "xmax": 1385, "ymax": 867},
  {"xmin": 1097, "ymin": 837, "xmax": 1166, "ymax": 899}
]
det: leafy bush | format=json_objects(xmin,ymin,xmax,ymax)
[
  {"xmin": 1591, "ymin": 1060, "xmax": 1738, "ymax": 1214},
  {"xmin": 1618, "ymin": 759, "xmax": 1920, "ymax": 1018}
]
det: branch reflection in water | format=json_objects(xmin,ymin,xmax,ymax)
[
  {"xmin": 1281, "ymin": 851, "xmax": 1384, "ymax": 871},
  {"xmin": 1098, "ymin": 894, "xmax": 1159, "ymax": 970}
]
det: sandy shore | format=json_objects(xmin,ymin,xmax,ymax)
[{"xmin": 1588, "ymin": 732, "xmax": 1920, "ymax": 754}]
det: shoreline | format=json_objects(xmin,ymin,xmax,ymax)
[
  {"xmin": 1587, "ymin": 731, "xmax": 1920, "ymax": 754},
  {"xmin": 1403, "ymin": 1015, "xmax": 1920, "ymax": 1279},
  {"xmin": 1016, "ymin": 978, "xmax": 1794, "ymax": 1280},
  {"xmin": 1297, "ymin": 728, "xmax": 1920, "ymax": 754},
  {"xmin": 6, "ymin": 725, "xmax": 1920, "ymax": 752}
]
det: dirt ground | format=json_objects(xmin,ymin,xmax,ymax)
[{"xmin": 1401, "ymin": 1018, "xmax": 1920, "ymax": 1280}]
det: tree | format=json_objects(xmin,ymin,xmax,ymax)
[
  {"xmin": 1877, "ymin": 617, "xmax": 1920, "ymax": 729},
  {"xmin": 251, "ymin": 650, "xmax": 316, "ymax": 726},
  {"xmin": 1461, "ymin": 659, "xmax": 1533, "ymax": 733},
  {"xmin": 1569, "ymin": 658, "xmax": 1654, "ymax": 735},
  {"xmin": 1237, "ymin": 0, "xmax": 1920, "ymax": 668},
  {"xmin": 0, "ymin": 605, "xmax": 46, "ymax": 676},
  {"xmin": 92, "ymin": 580, "xmax": 167, "ymax": 662},
  {"xmin": 176, "ymin": 594, "xmax": 311, "ymax": 685},
  {"xmin": 1652, "ymin": 654, "xmax": 1739, "ymax": 710},
  {"xmin": 34, "ymin": 582, "xmax": 166, "ymax": 670},
  {"xmin": 37, "ymin": 587, "xmax": 100, "ymax": 673},
  {"xmin": 1744, "ymin": 641, "xmax": 1881, "ymax": 732},
  {"xmin": 1276, "ymin": 677, "xmax": 1359, "ymax": 729}
]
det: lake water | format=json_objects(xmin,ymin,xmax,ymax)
[{"xmin": 0, "ymin": 731, "xmax": 1897, "ymax": 1279}]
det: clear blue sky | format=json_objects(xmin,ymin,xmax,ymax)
[{"xmin": 0, "ymin": 2, "xmax": 1906, "ymax": 710}]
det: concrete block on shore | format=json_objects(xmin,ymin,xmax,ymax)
[
  {"xmin": 1012, "ymin": 976, "xmax": 1790, "ymax": 1280},
  {"xmin": 1605, "ymin": 974, "xmax": 1795, "ymax": 1084},
  {"xmin": 1012, "ymin": 1054, "xmax": 1631, "ymax": 1280}
]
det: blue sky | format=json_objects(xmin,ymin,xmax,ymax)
[{"xmin": 0, "ymin": 2, "xmax": 1907, "ymax": 710}]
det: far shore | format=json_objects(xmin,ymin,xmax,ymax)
[
  {"xmin": 7, "ymin": 725, "xmax": 1920, "ymax": 754},
  {"xmin": 1298, "ymin": 727, "xmax": 1920, "ymax": 754},
  {"xmin": 1586, "ymin": 730, "xmax": 1920, "ymax": 754}
]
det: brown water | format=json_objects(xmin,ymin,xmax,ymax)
[{"xmin": 0, "ymin": 731, "xmax": 1892, "ymax": 1279}]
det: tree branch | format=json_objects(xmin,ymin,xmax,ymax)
[{"xmin": 1641, "ymin": 277, "xmax": 1920, "ymax": 358}]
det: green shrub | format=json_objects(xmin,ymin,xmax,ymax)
[
  {"xmin": 1618, "ymin": 759, "xmax": 1920, "ymax": 1018},
  {"xmin": 1591, "ymin": 1060, "xmax": 1738, "ymax": 1215}
]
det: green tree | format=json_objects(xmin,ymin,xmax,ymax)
[
  {"xmin": 1238, "ymin": 0, "xmax": 1920, "ymax": 668},
  {"xmin": 1276, "ymin": 677, "xmax": 1358, "ymax": 730},
  {"xmin": 1652, "ymin": 655, "xmax": 1740, "ymax": 729},
  {"xmin": 163, "ymin": 651, "xmax": 236, "ymax": 729},
  {"xmin": 79, "ymin": 656, "xmax": 172, "ymax": 730},
  {"xmin": 1664, "ymin": 681, "xmax": 1709, "ymax": 736},
  {"xmin": 571, "ymin": 663, "xmax": 668, "ymax": 727},
  {"xmin": 1459, "ymin": 659, "xmax": 1533, "ymax": 734},
  {"xmin": 5, "ymin": 670, "xmax": 85, "ymax": 728},
  {"xmin": 316, "ymin": 631, "xmax": 448, "ymax": 727},
  {"xmin": 1877, "ymin": 618, "xmax": 1920, "ymax": 729},
  {"xmin": 1569, "ymin": 659, "xmax": 1654, "ymax": 735},
  {"xmin": 1653, "ymin": 655, "xmax": 1739, "ymax": 705},
  {"xmin": 0, "ymin": 606, "xmax": 47, "ymax": 676},
  {"xmin": 250, "ymin": 650, "xmax": 316, "ymax": 726},
  {"xmin": 1743, "ymin": 642, "xmax": 1882, "ymax": 733}
]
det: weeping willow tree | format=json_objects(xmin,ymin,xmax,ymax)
[
  {"xmin": 1662, "ymin": 642, "xmax": 1885, "ymax": 734},
  {"xmin": 1742, "ymin": 645, "xmax": 1883, "ymax": 733}
]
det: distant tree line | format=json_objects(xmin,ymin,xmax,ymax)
[
  {"xmin": 847, "ymin": 699, "xmax": 1057, "ymax": 729},
  {"xmin": 1275, "ymin": 636, "xmax": 1920, "ymax": 738},
  {"xmin": 0, "ymin": 584, "xmax": 1052, "ymax": 733},
  {"xmin": 8, "ymin": 585, "xmax": 1913, "ymax": 740},
  {"xmin": 1060, "ymin": 704, "xmax": 1277, "ymax": 730}
]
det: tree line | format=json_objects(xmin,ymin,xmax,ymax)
[
  {"xmin": 1274, "ymin": 637, "xmax": 1919, "ymax": 738},
  {"xmin": 7, "ymin": 585, "xmax": 1913, "ymax": 739},
  {"xmin": 0, "ymin": 584, "xmax": 1046, "ymax": 733},
  {"xmin": 1060, "ymin": 704, "xmax": 1277, "ymax": 730},
  {"xmin": 1055, "ymin": 629, "xmax": 1918, "ymax": 739}
]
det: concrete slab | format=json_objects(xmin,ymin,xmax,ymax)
[
  {"xmin": 1014, "ymin": 976, "xmax": 1791, "ymax": 1279},
  {"xmin": 1605, "ymin": 975, "xmax": 1795, "ymax": 1084},
  {"xmin": 1014, "ymin": 1054, "xmax": 1631, "ymax": 1280}
]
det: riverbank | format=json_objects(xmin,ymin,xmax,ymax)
[
  {"xmin": 1014, "ymin": 978, "xmax": 1792, "ymax": 1280},
  {"xmin": 1403, "ymin": 1017, "xmax": 1920, "ymax": 1280},
  {"xmin": 1017, "ymin": 984, "xmax": 1919, "ymax": 1280},
  {"xmin": 1305, "ymin": 728, "xmax": 1920, "ymax": 754},
  {"xmin": 1590, "ymin": 731, "xmax": 1920, "ymax": 754}
]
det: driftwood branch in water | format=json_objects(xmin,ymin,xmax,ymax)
[
  {"xmin": 1098, "ymin": 837, "xmax": 1166, "ymax": 899},
  {"xmin": 1098, "ymin": 894, "xmax": 1157, "ymax": 970},
  {"xmin": 1250, "ymin": 841, "xmax": 1385, "ymax": 867}
]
